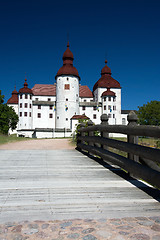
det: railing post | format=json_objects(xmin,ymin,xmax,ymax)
[
  {"xmin": 127, "ymin": 111, "xmax": 139, "ymax": 162},
  {"xmin": 80, "ymin": 122, "xmax": 86, "ymax": 146},
  {"xmin": 100, "ymin": 114, "xmax": 109, "ymax": 150},
  {"xmin": 87, "ymin": 120, "xmax": 94, "ymax": 154}
]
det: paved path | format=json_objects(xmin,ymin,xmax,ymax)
[{"xmin": 0, "ymin": 139, "xmax": 160, "ymax": 239}]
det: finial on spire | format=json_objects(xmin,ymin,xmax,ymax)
[
  {"xmin": 67, "ymin": 31, "xmax": 69, "ymax": 47},
  {"xmin": 105, "ymin": 59, "xmax": 108, "ymax": 64},
  {"xmin": 25, "ymin": 72, "xmax": 27, "ymax": 81}
]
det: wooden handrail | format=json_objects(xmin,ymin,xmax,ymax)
[{"xmin": 76, "ymin": 112, "xmax": 160, "ymax": 189}]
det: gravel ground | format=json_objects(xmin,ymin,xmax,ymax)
[
  {"xmin": 0, "ymin": 138, "xmax": 75, "ymax": 150},
  {"xmin": 0, "ymin": 217, "xmax": 160, "ymax": 240}
]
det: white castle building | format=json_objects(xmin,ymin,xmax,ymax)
[{"xmin": 7, "ymin": 42, "xmax": 129, "ymax": 138}]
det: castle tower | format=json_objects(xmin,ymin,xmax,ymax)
[
  {"xmin": 101, "ymin": 88, "xmax": 117, "ymax": 124},
  {"xmin": 55, "ymin": 42, "xmax": 80, "ymax": 129},
  {"xmin": 18, "ymin": 78, "xmax": 33, "ymax": 130},
  {"xmin": 93, "ymin": 60, "xmax": 122, "ymax": 124},
  {"xmin": 7, "ymin": 86, "xmax": 19, "ymax": 115}
]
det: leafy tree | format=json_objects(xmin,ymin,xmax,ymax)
[
  {"xmin": 0, "ymin": 90, "xmax": 18, "ymax": 134},
  {"xmin": 137, "ymin": 101, "xmax": 160, "ymax": 126}
]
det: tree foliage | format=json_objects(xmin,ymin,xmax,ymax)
[
  {"xmin": 137, "ymin": 101, "xmax": 160, "ymax": 126},
  {"xmin": 0, "ymin": 90, "xmax": 19, "ymax": 134}
]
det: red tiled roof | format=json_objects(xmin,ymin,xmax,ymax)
[
  {"xmin": 101, "ymin": 88, "xmax": 116, "ymax": 97},
  {"xmin": 71, "ymin": 114, "xmax": 89, "ymax": 120},
  {"xmin": 56, "ymin": 42, "xmax": 80, "ymax": 79},
  {"xmin": 19, "ymin": 79, "xmax": 32, "ymax": 94},
  {"xmin": 32, "ymin": 84, "xmax": 56, "ymax": 96},
  {"xmin": 31, "ymin": 84, "xmax": 92, "ymax": 98},
  {"xmin": 93, "ymin": 60, "xmax": 121, "ymax": 92},
  {"xmin": 79, "ymin": 85, "xmax": 93, "ymax": 98},
  {"xmin": 7, "ymin": 89, "xmax": 18, "ymax": 104}
]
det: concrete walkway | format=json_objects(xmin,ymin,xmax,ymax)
[{"xmin": 0, "ymin": 139, "xmax": 160, "ymax": 239}]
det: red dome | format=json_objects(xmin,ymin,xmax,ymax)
[
  {"xmin": 63, "ymin": 42, "xmax": 74, "ymax": 60},
  {"xmin": 19, "ymin": 79, "xmax": 32, "ymax": 94},
  {"xmin": 93, "ymin": 60, "xmax": 121, "ymax": 92},
  {"xmin": 7, "ymin": 88, "xmax": 18, "ymax": 104},
  {"xmin": 56, "ymin": 42, "xmax": 80, "ymax": 79},
  {"xmin": 101, "ymin": 88, "xmax": 116, "ymax": 97},
  {"xmin": 101, "ymin": 60, "xmax": 111, "ymax": 75}
]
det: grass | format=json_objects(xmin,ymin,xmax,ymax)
[{"xmin": 0, "ymin": 134, "xmax": 33, "ymax": 145}]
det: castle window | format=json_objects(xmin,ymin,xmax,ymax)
[
  {"xmin": 66, "ymin": 118, "xmax": 68, "ymax": 121},
  {"xmin": 64, "ymin": 84, "xmax": 70, "ymax": 90},
  {"xmin": 20, "ymin": 95, "xmax": 22, "ymax": 99},
  {"xmin": 35, "ymin": 98, "xmax": 38, "ymax": 101},
  {"xmin": 49, "ymin": 114, "xmax": 53, "ymax": 118},
  {"xmin": 20, "ymin": 112, "xmax": 22, "ymax": 117},
  {"xmin": 82, "ymin": 106, "xmax": 86, "ymax": 110},
  {"xmin": 104, "ymin": 105, "xmax": 106, "ymax": 110},
  {"xmin": 108, "ymin": 105, "xmax": 111, "ymax": 110},
  {"xmin": 50, "ymin": 105, "xmax": 53, "ymax": 110},
  {"xmin": 37, "ymin": 113, "xmax": 41, "ymax": 118},
  {"xmin": 108, "ymin": 114, "xmax": 111, "ymax": 118},
  {"xmin": 104, "ymin": 97, "xmax": 106, "ymax": 102},
  {"xmin": 20, "ymin": 103, "xmax": 22, "ymax": 108},
  {"xmin": 38, "ymin": 105, "xmax": 41, "ymax": 109},
  {"xmin": 29, "ymin": 112, "xmax": 32, "ymax": 117},
  {"xmin": 25, "ymin": 103, "xmax": 28, "ymax": 108},
  {"xmin": 67, "ymin": 77, "xmax": 69, "ymax": 81},
  {"xmin": 25, "ymin": 94, "xmax": 28, "ymax": 99},
  {"xmin": 113, "ymin": 114, "xmax": 115, "ymax": 118},
  {"xmin": 66, "ymin": 98, "xmax": 68, "ymax": 101},
  {"xmin": 108, "ymin": 97, "xmax": 111, "ymax": 101},
  {"xmin": 48, "ymin": 98, "xmax": 51, "ymax": 101},
  {"xmin": 57, "ymin": 116, "xmax": 59, "ymax": 119},
  {"xmin": 122, "ymin": 118, "xmax": 126, "ymax": 125},
  {"xmin": 93, "ymin": 114, "xmax": 96, "ymax": 119},
  {"xmin": 30, "ymin": 104, "xmax": 32, "ymax": 108},
  {"xmin": 24, "ymin": 112, "xmax": 27, "ymax": 117},
  {"xmin": 30, "ymin": 95, "xmax": 32, "ymax": 100},
  {"xmin": 84, "ymin": 99, "xmax": 86, "ymax": 102},
  {"xmin": 113, "ymin": 106, "xmax": 116, "ymax": 110},
  {"xmin": 113, "ymin": 97, "xmax": 116, "ymax": 102},
  {"xmin": 93, "ymin": 106, "xmax": 96, "ymax": 110}
]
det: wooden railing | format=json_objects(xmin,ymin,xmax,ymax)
[{"xmin": 76, "ymin": 111, "xmax": 160, "ymax": 189}]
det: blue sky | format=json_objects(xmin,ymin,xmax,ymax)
[{"xmin": 0, "ymin": 0, "xmax": 160, "ymax": 110}]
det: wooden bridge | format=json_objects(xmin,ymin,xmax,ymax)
[
  {"xmin": 0, "ymin": 112, "xmax": 160, "ymax": 223},
  {"xmin": 0, "ymin": 148, "xmax": 160, "ymax": 223}
]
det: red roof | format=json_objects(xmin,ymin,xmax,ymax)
[
  {"xmin": 56, "ymin": 42, "xmax": 80, "ymax": 79},
  {"xmin": 71, "ymin": 114, "xmax": 89, "ymax": 120},
  {"xmin": 101, "ymin": 88, "xmax": 116, "ymax": 97},
  {"xmin": 32, "ymin": 84, "xmax": 56, "ymax": 96},
  {"xmin": 93, "ymin": 60, "xmax": 121, "ymax": 92},
  {"xmin": 19, "ymin": 79, "xmax": 32, "ymax": 94},
  {"xmin": 79, "ymin": 85, "xmax": 93, "ymax": 98},
  {"xmin": 7, "ymin": 88, "xmax": 18, "ymax": 104}
]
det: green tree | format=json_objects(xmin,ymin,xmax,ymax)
[
  {"xmin": 137, "ymin": 101, "xmax": 160, "ymax": 126},
  {"xmin": 0, "ymin": 90, "xmax": 18, "ymax": 134}
]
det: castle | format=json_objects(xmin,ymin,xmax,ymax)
[{"xmin": 7, "ymin": 42, "xmax": 129, "ymax": 138}]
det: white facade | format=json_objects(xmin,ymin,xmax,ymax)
[
  {"xmin": 7, "ymin": 43, "xmax": 129, "ymax": 138},
  {"xmin": 56, "ymin": 76, "xmax": 79, "ymax": 129}
]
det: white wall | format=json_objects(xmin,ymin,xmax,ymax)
[
  {"xmin": 32, "ymin": 105, "xmax": 56, "ymax": 129},
  {"xmin": 56, "ymin": 76, "xmax": 79, "ymax": 129},
  {"xmin": 18, "ymin": 94, "xmax": 33, "ymax": 130}
]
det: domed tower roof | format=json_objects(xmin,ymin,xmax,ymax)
[
  {"xmin": 7, "ymin": 87, "xmax": 18, "ymax": 104},
  {"xmin": 19, "ymin": 78, "xmax": 32, "ymax": 94},
  {"xmin": 101, "ymin": 88, "xmax": 116, "ymax": 97},
  {"xmin": 93, "ymin": 60, "xmax": 121, "ymax": 92},
  {"xmin": 56, "ymin": 42, "xmax": 80, "ymax": 79}
]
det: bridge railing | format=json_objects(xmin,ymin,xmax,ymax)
[{"xmin": 76, "ymin": 111, "xmax": 160, "ymax": 189}]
